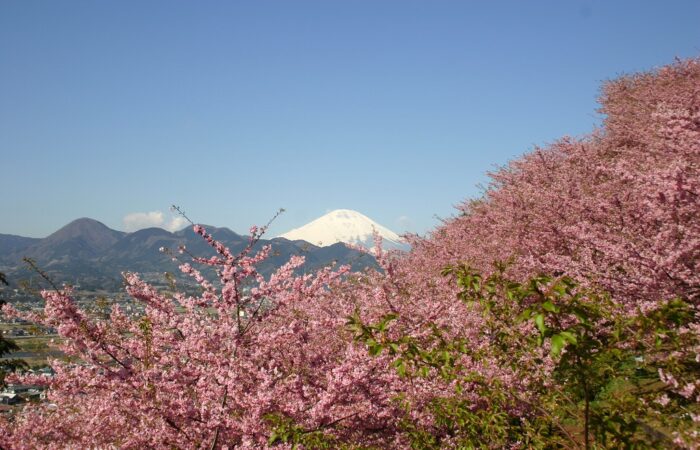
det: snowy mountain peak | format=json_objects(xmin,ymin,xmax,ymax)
[{"xmin": 278, "ymin": 209, "xmax": 407, "ymax": 251}]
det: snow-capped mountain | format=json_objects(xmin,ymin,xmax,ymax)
[{"xmin": 278, "ymin": 209, "xmax": 408, "ymax": 251}]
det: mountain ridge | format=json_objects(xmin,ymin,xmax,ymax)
[{"xmin": 0, "ymin": 219, "xmax": 376, "ymax": 291}]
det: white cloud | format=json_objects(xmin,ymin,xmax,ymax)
[
  {"xmin": 165, "ymin": 216, "xmax": 188, "ymax": 232},
  {"xmin": 122, "ymin": 211, "xmax": 189, "ymax": 233},
  {"xmin": 123, "ymin": 211, "xmax": 164, "ymax": 232}
]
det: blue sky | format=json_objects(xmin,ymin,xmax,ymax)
[{"xmin": 1, "ymin": 1, "xmax": 699, "ymax": 238}]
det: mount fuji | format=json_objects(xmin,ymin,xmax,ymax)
[{"xmin": 278, "ymin": 209, "xmax": 408, "ymax": 252}]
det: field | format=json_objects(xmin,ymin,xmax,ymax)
[{"xmin": 0, "ymin": 324, "xmax": 62, "ymax": 367}]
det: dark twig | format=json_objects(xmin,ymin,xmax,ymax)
[{"xmin": 23, "ymin": 257, "xmax": 61, "ymax": 294}]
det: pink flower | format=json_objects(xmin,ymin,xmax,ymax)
[{"xmin": 656, "ymin": 394, "xmax": 671, "ymax": 407}]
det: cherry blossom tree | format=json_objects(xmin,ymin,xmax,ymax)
[{"xmin": 355, "ymin": 57, "xmax": 700, "ymax": 448}]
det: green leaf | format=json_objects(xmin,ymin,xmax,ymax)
[
  {"xmin": 550, "ymin": 334, "xmax": 565, "ymax": 356},
  {"xmin": 368, "ymin": 343, "xmax": 383, "ymax": 357},
  {"xmin": 517, "ymin": 308, "xmax": 532, "ymax": 322},
  {"xmin": 542, "ymin": 300, "xmax": 558, "ymax": 313},
  {"xmin": 535, "ymin": 314, "xmax": 546, "ymax": 333},
  {"xmin": 384, "ymin": 312, "xmax": 398, "ymax": 322},
  {"xmin": 441, "ymin": 351, "xmax": 452, "ymax": 364},
  {"xmin": 393, "ymin": 359, "xmax": 407, "ymax": 377},
  {"xmin": 559, "ymin": 330, "xmax": 577, "ymax": 345}
]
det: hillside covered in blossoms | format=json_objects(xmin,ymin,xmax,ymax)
[{"xmin": 1, "ymin": 58, "xmax": 698, "ymax": 449}]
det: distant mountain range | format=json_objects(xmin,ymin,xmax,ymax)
[{"xmin": 0, "ymin": 217, "xmax": 379, "ymax": 291}]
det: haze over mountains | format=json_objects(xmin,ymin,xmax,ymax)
[{"xmin": 0, "ymin": 210, "xmax": 405, "ymax": 291}]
